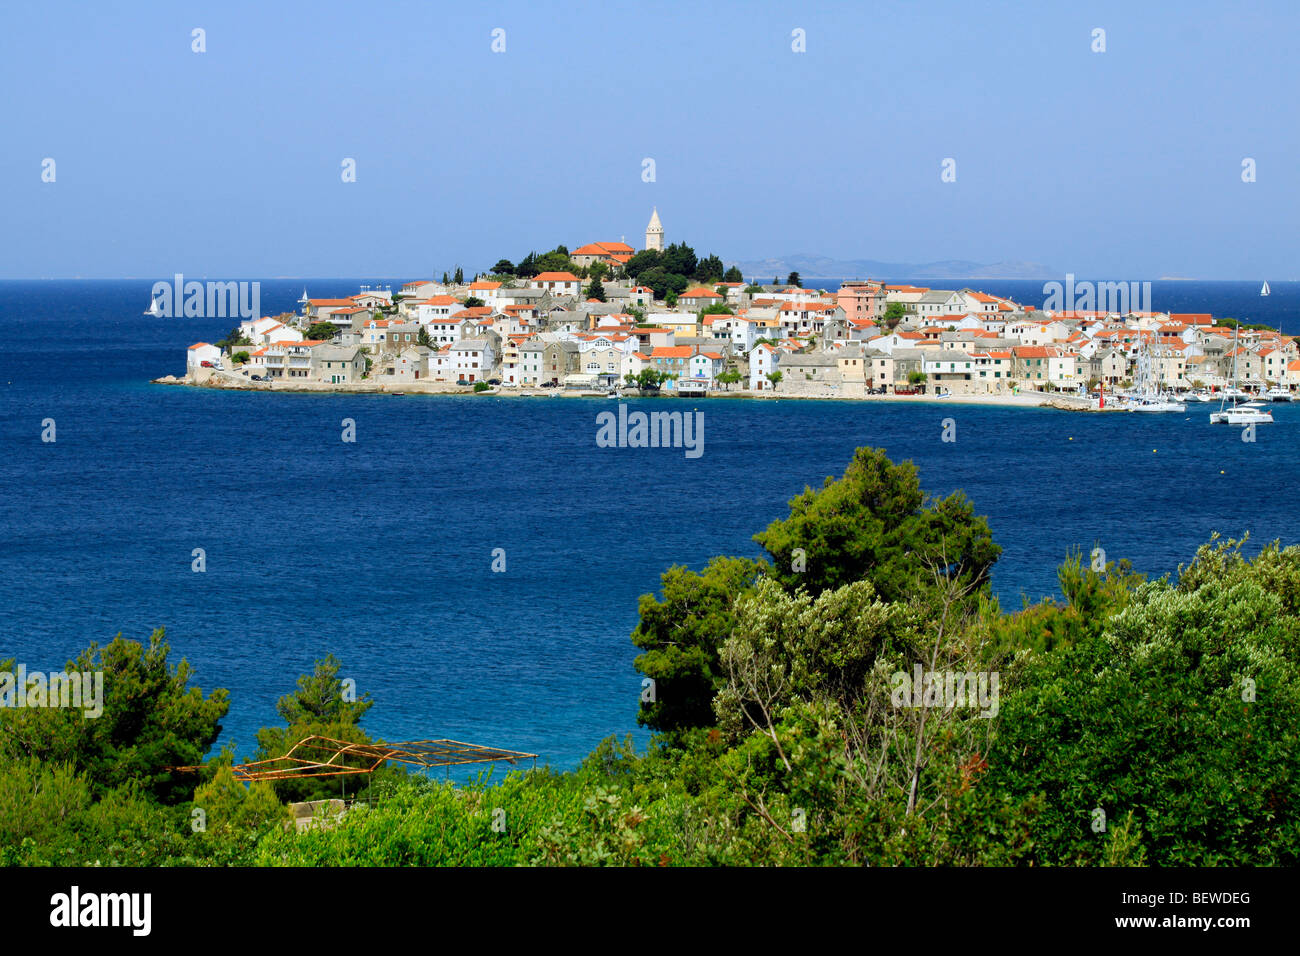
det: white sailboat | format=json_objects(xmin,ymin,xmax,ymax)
[
  {"xmin": 1211, "ymin": 323, "xmax": 1273, "ymax": 424},
  {"xmin": 143, "ymin": 293, "xmax": 164, "ymax": 317},
  {"xmin": 1261, "ymin": 281, "xmax": 1271, "ymax": 297}
]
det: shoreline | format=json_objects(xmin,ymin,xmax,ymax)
[{"xmin": 151, "ymin": 374, "xmax": 1093, "ymax": 410}]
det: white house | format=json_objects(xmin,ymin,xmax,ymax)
[
  {"xmin": 466, "ymin": 280, "xmax": 502, "ymax": 306},
  {"xmin": 242, "ymin": 316, "xmax": 305, "ymax": 345},
  {"xmin": 529, "ymin": 272, "xmax": 581, "ymax": 297},
  {"xmin": 256, "ymin": 341, "xmax": 315, "ymax": 380},
  {"xmin": 575, "ymin": 333, "xmax": 635, "ymax": 385},
  {"xmin": 621, "ymin": 350, "xmax": 652, "ymax": 381},
  {"xmin": 778, "ymin": 302, "xmax": 838, "ymax": 337},
  {"xmin": 351, "ymin": 290, "xmax": 392, "ymax": 310},
  {"xmin": 187, "ymin": 342, "xmax": 221, "ymax": 369},
  {"xmin": 954, "ymin": 290, "xmax": 1009, "ymax": 315},
  {"xmin": 750, "ymin": 343, "xmax": 781, "ymax": 391},
  {"xmin": 516, "ymin": 340, "xmax": 545, "ymax": 385},
  {"xmin": 415, "ymin": 296, "xmax": 462, "ymax": 324},
  {"xmin": 923, "ymin": 350, "xmax": 977, "ymax": 376},
  {"xmin": 914, "ymin": 290, "xmax": 964, "ymax": 316},
  {"xmin": 1048, "ymin": 351, "xmax": 1082, "ymax": 388},
  {"xmin": 422, "ymin": 315, "xmax": 470, "ymax": 346},
  {"xmin": 449, "ymin": 339, "xmax": 496, "ymax": 383},
  {"xmin": 1007, "ymin": 319, "xmax": 1070, "ymax": 346},
  {"xmin": 689, "ymin": 350, "xmax": 726, "ymax": 386},
  {"xmin": 399, "ymin": 280, "xmax": 447, "ymax": 300}
]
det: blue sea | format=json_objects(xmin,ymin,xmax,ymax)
[{"xmin": 2, "ymin": 279, "xmax": 1299, "ymax": 772}]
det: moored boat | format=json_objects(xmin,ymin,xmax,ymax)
[
  {"xmin": 1211, "ymin": 406, "xmax": 1274, "ymax": 424},
  {"xmin": 1210, "ymin": 324, "xmax": 1273, "ymax": 424}
]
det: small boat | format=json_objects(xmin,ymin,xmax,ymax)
[
  {"xmin": 1211, "ymin": 406, "xmax": 1274, "ymax": 424},
  {"xmin": 144, "ymin": 294, "xmax": 164, "ymax": 317},
  {"xmin": 1127, "ymin": 397, "xmax": 1186, "ymax": 412},
  {"xmin": 1264, "ymin": 385, "xmax": 1293, "ymax": 402},
  {"xmin": 1210, "ymin": 323, "xmax": 1272, "ymax": 424},
  {"xmin": 1261, "ymin": 281, "xmax": 1271, "ymax": 297}
]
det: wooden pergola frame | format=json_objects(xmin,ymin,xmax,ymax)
[{"xmin": 177, "ymin": 735, "xmax": 539, "ymax": 782}]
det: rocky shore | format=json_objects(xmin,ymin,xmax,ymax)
[{"xmin": 152, "ymin": 372, "xmax": 1106, "ymax": 409}]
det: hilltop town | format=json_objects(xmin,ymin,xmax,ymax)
[{"xmin": 170, "ymin": 210, "xmax": 1300, "ymax": 404}]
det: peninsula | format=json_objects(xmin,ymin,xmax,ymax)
[{"xmin": 163, "ymin": 212, "xmax": 1300, "ymax": 408}]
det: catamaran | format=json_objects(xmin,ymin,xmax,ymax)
[
  {"xmin": 1211, "ymin": 324, "xmax": 1273, "ymax": 424},
  {"xmin": 1265, "ymin": 385, "xmax": 1293, "ymax": 402},
  {"xmin": 1211, "ymin": 401, "xmax": 1274, "ymax": 425}
]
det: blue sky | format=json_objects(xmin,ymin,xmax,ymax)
[{"xmin": 1, "ymin": 0, "xmax": 1295, "ymax": 279}]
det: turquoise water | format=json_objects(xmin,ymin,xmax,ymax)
[{"xmin": 3, "ymin": 279, "xmax": 1299, "ymax": 770}]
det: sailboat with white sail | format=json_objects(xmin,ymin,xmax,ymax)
[
  {"xmin": 1261, "ymin": 281, "xmax": 1271, "ymax": 297},
  {"xmin": 1211, "ymin": 323, "xmax": 1273, "ymax": 424},
  {"xmin": 143, "ymin": 292, "xmax": 164, "ymax": 317}
]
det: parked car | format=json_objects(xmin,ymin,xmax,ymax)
[
  {"xmin": 251, "ymin": 374, "xmax": 264, "ymax": 381},
  {"xmin": 487, "ymin": 378, "xmax": 501, "ymax": 386},
  {"xmin": 200, "ymin": 360, "xmax": 214, "ymax": 368}
]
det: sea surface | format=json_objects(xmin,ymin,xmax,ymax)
[{"xmin": 2, "ymin": 279, "xmax": 1299, "ymax": 772}]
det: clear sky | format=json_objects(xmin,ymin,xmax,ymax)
[{"xmin": 1, "ymin": 0, "xmax": 1295, "ymax": 279}]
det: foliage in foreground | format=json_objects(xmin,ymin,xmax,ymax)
[{"xmin": 3, "ymin": 449, "xmax": 1298, "ymax": 866}]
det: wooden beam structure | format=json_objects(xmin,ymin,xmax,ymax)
[{"xmin": 174, "ymin": 735, "xmax": 538, "ymax": 782}]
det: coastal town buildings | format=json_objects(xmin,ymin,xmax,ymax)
[{"xmin": 181, "ymin": 232, "xmax": 1296, "ymax": 401}]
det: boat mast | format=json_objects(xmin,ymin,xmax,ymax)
[{"xmin": 1227, "ymin": 322, "xmax": 1240, "ymax": 410}]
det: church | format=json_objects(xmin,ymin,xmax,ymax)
[
  {"xmin": 572, "ymin": 210, "xmax": 664, "ymax": 273},
  {"xmin": 645, "ymin": 207, "xmax": 663, "ymax": 251}
]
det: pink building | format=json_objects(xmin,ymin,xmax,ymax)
[{"xmin": 837, "ymin": 281, "xmax": 888, "ymax": 324}]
